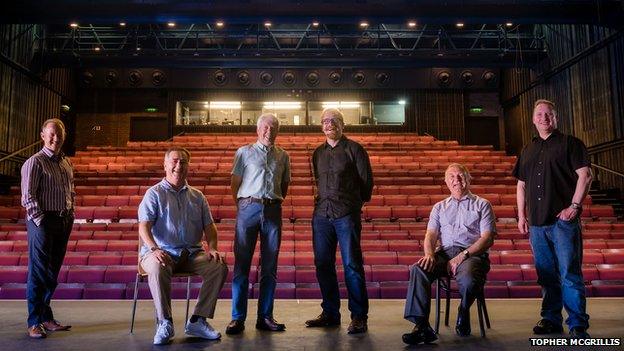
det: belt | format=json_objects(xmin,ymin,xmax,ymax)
[
  {"xmin": 44, "ymin": 209, "xmax": 73, "ymax": 217},
  {"xmin": 239, "ymin": 197, "xmax": 282, "ymax": 205}
]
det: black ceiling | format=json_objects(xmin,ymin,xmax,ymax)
[{"xmin": 2, "ymin": 0, "xmax": 623, "ymax": 26}]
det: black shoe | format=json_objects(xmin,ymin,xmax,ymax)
[
  {"xmin": 533, "ymin": 319, "xmax": 563, "ymax": 335},
  {"xmin": 256, "ymin": 317, "xmax": 286, "ymax": 331},
  {"xmin": 347, "ymin": 316, "xmax": 368, "ymax": 334},
  {"xmin": 402, "ymin": 325, "xmax": 438, "ymax": 345},
  {"xmin": 225, "ymin": 319, "xmax": 245, "ymax": 335},
  {"xmin": 569, "ymin": 327, "xmax": 590, "ymax": 339},
  {"xmin": 305, "ymin": 312, "xmax": 341, "ymax": 328},
  {"xmin": 455, "ymin": 307, "xmax": 471, "ymax": 337}
]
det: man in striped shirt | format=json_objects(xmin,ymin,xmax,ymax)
[{"xmin": 21, "ymin": 118, "xmax": 75, "ymax": 339}]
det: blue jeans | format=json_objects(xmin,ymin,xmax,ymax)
[
  {"xmin": 26, "ymin": 215, "xmax": 73, "ymax": 327},
  {"xmin": 231, "ymin": 201, "xmax": 282, "ymax": 320},
  {"xmin": 529, "ymin": 218, "xmax": 589, "ymax": 329},
  {"xmin": 312, "ymin": 213, "xmax": 368, "ymax": 319}
]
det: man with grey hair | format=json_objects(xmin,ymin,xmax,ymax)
[
  {"xmin": 305, "ymin": 108, "xmax": 373, "ymax": 334},
  {"xmin": 402, "ymin": 163, "xmax": 496, "ymax": 345},
  {"xmin": 138, "ymin": 147, "xmax": 228, "ymax": 345},
  {"xmin": 227, "ymin": 113, "xmax": 291, "ymax": 334},
  {"xmin": 513, "ymin": 99, "xmax": 592, "ymax": 338},
  {"xmin": 21, "ymin": 118, "xmax": 75, "ymax": 338}
]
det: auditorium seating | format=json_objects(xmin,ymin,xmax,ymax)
[{"xmin": 0, "ymin": 133, "xmax": 622, "ymax": 300}]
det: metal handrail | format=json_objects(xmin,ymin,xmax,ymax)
[
  {"xmin": 0, "ymin": 140, "xmax": 42, "ymax": 163},
  {"xmin": 166, "ymin": 131, "xmax": 185, "ymax": 142},
  {"xmin": 592, "ymin": 163, "xmax": 624, "ymax": 179}
]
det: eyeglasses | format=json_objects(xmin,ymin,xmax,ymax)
[{"xmin": 321, "ymin": 117, "xmax": 342, "ymax": 125}]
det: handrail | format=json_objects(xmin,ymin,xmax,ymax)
[
  {"xmin": 166, "ymin": 131, "xmax": 185, "ymax": 142},
  {"xmin": 592, "ymin": 163, "xmax": 624, "ymax": 179},
  {"xmin": 0, "ymin": 140, "xmax": 42, "ymax": 163}
]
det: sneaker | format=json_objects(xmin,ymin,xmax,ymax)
[
  {"xmin": 153, "ymin": 319, "xmax": 174, "ymax": 345},
  {"xmin": 185, "ymin": 318, "xmax": 221, "ymax": 340},
  {"xmin": 569, "ymin": 327, "xmax": 590, "ymax": 339}
]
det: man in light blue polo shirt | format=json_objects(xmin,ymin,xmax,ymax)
[
  {"xmin": 402, "ymin": 163, "xmax": 496, "ymax": 345},
  {"xmin": 139, "ymin": 147, "xmax": 228, "ymax": 345},
  {"xmin": 226, "ymin": 113, "xmax": 291, "ymax": 335}
]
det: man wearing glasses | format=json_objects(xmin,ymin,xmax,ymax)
[{"xmin": 305, "ymin": 108, "xmax": 374, "ymax": 334}]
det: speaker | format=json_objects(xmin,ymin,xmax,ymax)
[
  {"xmin": 151, "ymin": 70, "xmax": 166, "ymax": 86},
  {"xmin": 128, "ymin": 70, "xmax": 143, "ymax": 87}
]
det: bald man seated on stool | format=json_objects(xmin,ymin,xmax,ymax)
[{"xmin": 402, "ymin": 163, "xmax": 496, "ymax": 345}]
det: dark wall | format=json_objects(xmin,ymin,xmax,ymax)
[{"xmin": 501, "ymin": 24, "xmax": 624, "ymax": 191}]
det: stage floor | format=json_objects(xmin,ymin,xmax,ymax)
[{"xmin": 1, "ymin": 299, "xmax": 622, "ymax": 351}]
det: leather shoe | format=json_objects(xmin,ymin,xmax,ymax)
[
  {"xmin": 455, "ymin": 307, "xmax": 471, "ymax": 337},
  {"xmin": 305, "ymin": 312, "xmax": 340, "ymax": 328},
  {"xmin": 402, "ymin": 324, "xmax": 438, "ymax": 345},
  {"xmin": 225, "ymin": 319, "xmax": 245, "ymax": 335},
  {"xmin": 569, "ymin": 327, "xmax": 590, "ymax": 339},
  {"xmin": 256, "ymin": 316, "xmax": 286, "ymax": 331},
  {"xmin": 347, "ymin": 316, "xmax": 368, "ymax": 334},
  {"xmin": 42, "ymin": 319, "xmax": 71, "ymax": 331},
  {"xmin": 28, "ymin": 324, "xmax": 47, "ymax": 339},
  {"xmin": 533, "ymin": 319, "xmax": 563, "ymax": 334}
]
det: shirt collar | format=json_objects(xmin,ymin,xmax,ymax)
[
  {"xmin": 160, "ymin": 178, "xmax": 189, "ymax": 193},
  {"xmin": 254, "ymin": 141, "xmax": 274, "ymax": 152},
  {"xmin": 41, "ymin": 147, "xmax": 64, "ymax": 160},
  {"xmin": 532, "ymin": 129, "xmax": 561, "ymax": 143},
  {"xmin": 324, "ymin": 135, "xmax": 348, "ymax": 149},
  {"xmin": 447, "ymin": 191, "xmax": 475, "ymax": 203}
]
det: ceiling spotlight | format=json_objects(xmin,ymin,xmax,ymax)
[
  {"xmin": 360, "ymin": 21, "xmax": 369, "ymax": 28},
  {"xmin": 408, "ymin": 21, "xmax": 417, "ymax": 28},
  {"xmin": 312, "ymin": 21, "xmax": 319, "ymax": 27},
  {"xmin": 456, "ymin": 22, "xmax": 464, "ymax": 28},
  {"xmin": 167, "ymin": 22, "xmax": 175, "ymax": 27},
  {"xmin": 119, "ymin": 22, "xmax": 126, "ymax": 27},
  {"xmin": 69, "ymin": 23, "xmax": 78, "ymax": 28},
  {"xmin": 136, "ymin": 47, "xmax": 141, "ymax": 51},
  {"xmin": 505, "ymin": 22, "xmax": 513, "ymax": 27},
  {"xmin": 216, "ymin": 21, "xmax": 224, "ymax": 27},
  {"xmin": 94, "ymin": 46, "xmax": 101, "ymax": 52},
  {"xmin": 264, "ymin": 21, "xmax": 272, "ymax": 27}
]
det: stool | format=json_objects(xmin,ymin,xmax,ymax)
[{"xmin": 434, "ymin": 276, "xmax": 491, "ymax": 337}]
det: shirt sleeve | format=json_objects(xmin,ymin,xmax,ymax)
[
  {"xmin": 568, "ymin": 136, "xmax": 591, "ymax": 170},
  {"xmin": 511, "ymin": 146, "xmax": 526, "ymax": 181},
  {"xmin": 21, "ymin": 157, "xmax": 44, "ymax": 226},
  {"xmin": 355, "ymin": 144, "xmax": 374, "ymax": 202},
  {"xmin": 202, "ymin": 195, "xmax": 214, "ymax": 226},
  {"xmin": 426, "ymin": 202, "xmax": 442, "ymax": 233},
  {"xmin": 478, "ymin": 199, "xmax": 497, "ymax": 235},
  {"xmin": 138, "ymin": 188, "xmax": 159, "ymax": 223},
  {"xmin": 282, "ymin": 151, "xmax": 291, "ymax": 183},
  {"xmin": 231, "ymin": 147, "xmax": 245, "ymax": 176}
]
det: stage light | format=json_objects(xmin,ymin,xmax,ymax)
[
  {"xmin": 506, "ymin": 22, "xmax": 513, "ymax": 27},
  {"xmin": 94, "ymin": 46, "xmax": 101, "ymax": 52},
  {"xmin": 119, "ymin": 22, "xmax": 126, "ymax": 27},
  {"xmin": 69, "ymin": 23, "xmax": 78, "ymax": 28},
  {"xmin": 167, "ymin": 22, "xmax": 176, "ymax": 27},
  {"xmin": 398, "ymin": 100, "xmax": 406, "ymax": 105},
  {"xmin": 312, "ymin": 21, "xmax": 319, "ymax": 27},
  {"xmin": 360, "ymin": 21, "xmax": 369, "ymax": 28},
  {"xmin": 210, "ymin": 101, "xmax": 242, "ymax": 109},
  {"xmin": 264, "ymin": 22, "xmax": 272, "ymax": 27},
  {"xmin": 216, "ymin": 21, "xmax": 224, "ymax": 27},
  {"xmin": 456, "ymin": 22, "xmax": 464, "ymax": 28},
  {"xmin": 408, "ymin": 21, "xmax": 416, "ymax": 28}
]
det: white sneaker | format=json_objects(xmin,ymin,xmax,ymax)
[
  {"xmin": 185, "ymin": 318, "xmax": 222, "ymax": 340},
  {"xmin": 153, "ymin": 319, "xmax": 174, "ymax": 345}
]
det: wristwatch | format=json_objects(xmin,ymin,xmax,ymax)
[
  {"xmin": 570, "ymin": 202, "xmax": 582, "ymax": 210},
  {"xmin": 150, "ymin": 246, "xmax": 160, "ymax": 252},
  {"xmin": 463, "ymin": 250, "xmax": 470, "ymax": 259}
]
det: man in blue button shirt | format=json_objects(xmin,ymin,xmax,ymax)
[
  {"xmin": 402, "ymin": 164, "xmax": 496, "ymax": 345},
  {"xmin": 226, "ymin": 113, "xmax": 291, "ymax": 335},
  {"xmin": 139, "ymin": 147, "xmax": 228, "ymax": 345}
]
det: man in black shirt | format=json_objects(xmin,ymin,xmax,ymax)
[
  {"xmin": 305, "ymin": 108, "xmax": 373, "ymax": 334},
  {"xmin": 513, "ymin": 99, "xmax": 593, "ymax": 339}
]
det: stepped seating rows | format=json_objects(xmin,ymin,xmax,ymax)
[{"xmin": 1, "ymin": 133, "xmax": 622, "ymax": 299}]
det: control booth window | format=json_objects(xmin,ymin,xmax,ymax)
[{"xmin": 308, "ymin": 101, "xmax": 371, "ymax": 125}]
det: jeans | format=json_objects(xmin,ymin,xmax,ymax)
[
  {"xmin": 26, "ymin": 214, "xmax": 73, "ymax": 327},
  {"xmin": 529, "ymin": 218, "xmax": 589, "ymax": 329},
  {"xmin": 231, "ymin": 201, "xmax": 282, "ymax": 320},
  {"xmin": 312, "ymin": 213, "xmax": 368, "ymax": 319}
]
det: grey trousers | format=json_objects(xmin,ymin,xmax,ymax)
[{"xmin": 403, "ymin": 246, "xmax": 490, "ymax": 325}]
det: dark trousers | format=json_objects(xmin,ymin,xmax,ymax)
[
  {"xmin": 312, "ymin": 213, "xmax": 368, "ymax": 319},
  {"xmin": 26, "ymin": 214, "xmax": 73, "ymax": 327},
  {"xmin": 404, "ymin": 246, "xmax": 490, "ymax": 325}
]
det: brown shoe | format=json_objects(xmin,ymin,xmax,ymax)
[
  {"xmin": 347, "ymin": 316, "xmax": 368, "ymax": 334},
  {"xmin": 305, "ymin": 312, "xmax": 341, "ymax": 328},
  {"xmin": 225, "ymin": 319, "xmax": 245, "ymax": 335},
  {"xmin": 42, "ymin": 319, "xmax": 71, "ymax": 331},
  {"xmin": 28, "ymin": 324, "xmax": 47, "ymax": 339}
]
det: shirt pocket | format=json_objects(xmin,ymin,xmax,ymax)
[{"xmin": 460, "ymin": 210, "xmax": 480, "ymax": 230}]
